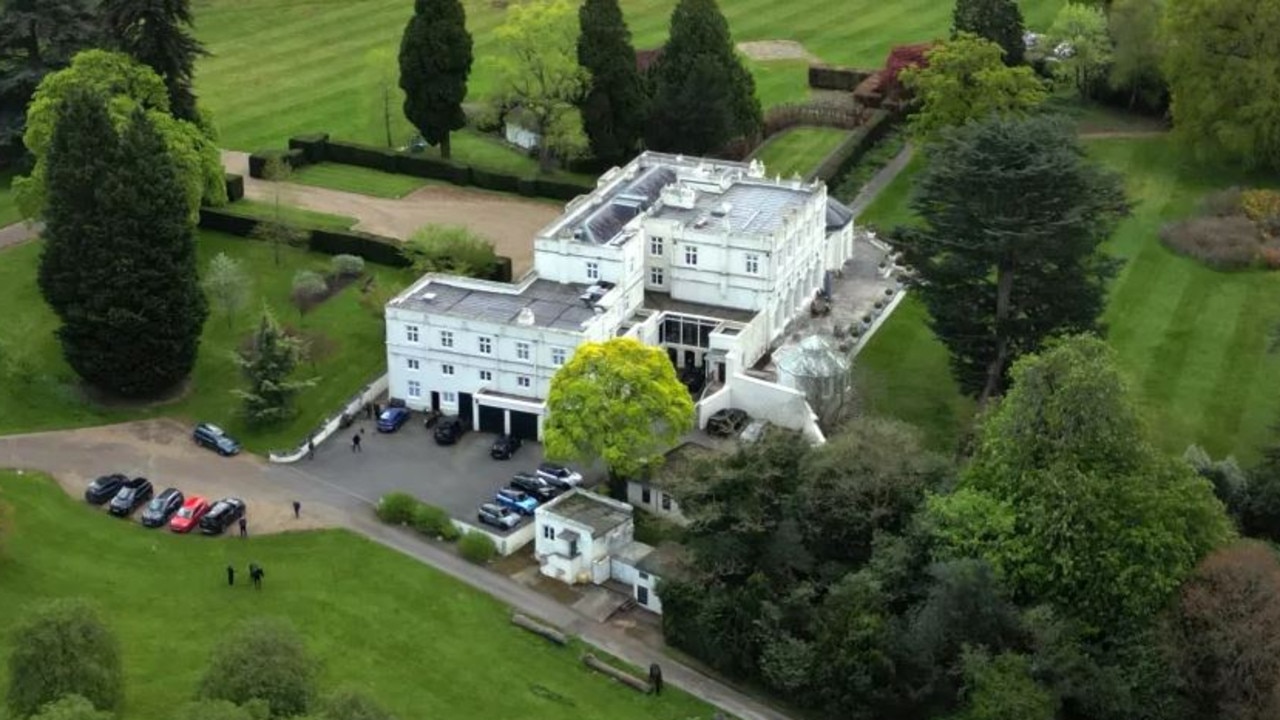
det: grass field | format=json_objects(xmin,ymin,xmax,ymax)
[
  {"xmin": 0, "ymin": 232, "xmax": 413, "ymax": 453},
  {"xmin": 192, "ymin": 0, "xmax": 1065, "ymax": 153},
  {"xmin": 751, "ymin": 126, "xmax": 850, "ymax": 178},
  {"xmin": 855, "ymin": 136, "xmax": 1280, "ymax": 462},
  {"xmin": 223, "ymin": 198, "xmax": 357, "ymax": 230},
  {"xmin": 289, "ymin": 163, "xmax": 430, "ymax": 199},
  {"xmin": 0, "ymin": 169, "xmax": 19, "ymax": 227},
  {"xmin": 0, "ymin": 472, "xmax": 712, "ymax": 720}
]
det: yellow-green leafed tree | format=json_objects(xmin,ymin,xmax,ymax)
[{"xmin": 543, "ymin": 337, "xmax": 694, "ymax": 478}]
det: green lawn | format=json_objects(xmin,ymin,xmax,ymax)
[
  {"xmin": 0, "ymin": 169, "xmax": 19, "ymax": 227},
  {"xmin": 288, "ymin": 163, "xmax": 430, "ymax": 199},
  {"xmin": 0, "ymin": 232, "xmax": 413, "ymax": 453},
  {"xmin": 855, "ymin": 136, "xmax": 1280, "ymax": 462},
  {"xmin": 0, "ymin": 472, "xmax": 713, "ymax": 720},
  {"xmin": 751, "ymin": 126, "xmax": 850, "ymax": 178},
  {"xmin": 192, "ymin": 0, "xmax": 1064, "ymax": 153},
  {"xmin": 223, "ymin": 198, "xmax": 357, "ymax": 230},
  {"xmin": 855, "ymin": 150, "xmax": 924, "ymax": 229}
]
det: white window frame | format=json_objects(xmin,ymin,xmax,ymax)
[
  {"xmin": 517, "ymin": 375, "xmax": 531, "ymax": 388},
  {"xmin": 745, "ymin": 253, "xmax": 759, "ymax": 275},
  {"xmin": 439, "ymin": 330, "xmax": 453, "ymax": 348},
  {"xmin": 516, "ymin": 342, "xmax": 531, "ymax": 361},
  {"xmin": 685, "ymin": 245, "xmax": 698, "ymax": 266},
  {"xmin": 442, "ymin": 364, "xmax": 455, "ymax": 376},
  {"xmin": 551, "ymin": 348, "xmax": 567, "ymax": 366},
  {"xmin": 542, "ymin": 525, "xmax": 555, "ymax": 540},
  {"xmin": 479, "ymin": 369, "xmax": 493, "ymax": 381},
  {"xmin": 406, "ymin": 358, "xmax": 420, "ymax": 371},
  {"xmin": 442, "ymin": 391, "xmax": 457, "ymax": 404},
  {"xmin": 586, "ymin": 261, "xmax": 600, "ymax": 280},
  {"xmin": 650, "ymin": 237, "xmax": 663, "ymax": 255},
  {"xmin": 478, "ymin": 336, "xmax": 493, "ymax": 355},
  {"xmin": 405, "ymin": 325, "xmax": 420, "ymax": 343},
  {"xmin": 650, "ymin": 267, "xmax": 664, "ymax": 286},
  {"xmin": 407, "ymin": 380, "xmax": 421, "ymax": 398}
]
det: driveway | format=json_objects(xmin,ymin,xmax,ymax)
[
  {"xmin": 305, "ymin": 412, "xmax": 580, "ymax": 534},
  {"xmin": 222, "ymin": 151, "xmax": 561, "ymax": 277}
]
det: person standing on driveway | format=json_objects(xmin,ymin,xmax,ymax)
[
  {"xmin": 307, "ymin": 438, "xmax": 315, "ymax": 460},
  {"xmin": 238, "ymin": 516, "xmax": 248, "ymax": 538},
  {"xmin": 292, "ymin": 500, "xmax": 301, "ymax": 519},
  {"xmin": 352, "ymin": 433, "xmax": 362, "ymax": 453}
]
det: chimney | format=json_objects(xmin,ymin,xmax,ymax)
[{"xmin": 517, "ymin": 307, "xmax": 536, "ymax": 326}]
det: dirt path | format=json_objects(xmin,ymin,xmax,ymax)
[
  {"xmin": 0, "ymin": 220, "xmax": 40, "ymax": 249},
  {"xmin": 0, "ymin": 419, "xmax": 344, "ymax": 535},
  {"xmin": 223, "ymin": 151, "xmax": 561, "ymax": 277}
]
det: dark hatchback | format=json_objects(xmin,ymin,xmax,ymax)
[
  {"xmin": 108, "ymin": 477, "xmax": 155, "ymax": 517},
  {"xmin": 85, "ymin": 474, "xmax": 128, "ymax": 505},
  {"xmin": 433, "ymin": 416, "xmax": 467, "ymax": 445},
  {"xmin": 490, "ymin": 434, "xmax": 522, "ymax": 460},
  {"xmin": 510, "ymin": 471, "xmax": 558, "ymax": 502},
  {"xmin": 193, "ymin": 422, "xmax": 241, "ymax": 456},
  {"xmin": 199, "ymin": 497, "xmax": 246, "ymax": 535},
  {"xmin": 376, "ymin": 407, "xmax": 411, "ymax": 433},
  {"xmin": 140, "ymin": 488, "xmax": 185, "ymax": 527}
]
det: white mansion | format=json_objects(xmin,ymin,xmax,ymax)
[{"xmin": 384, "ymin": 152, "xmax": 858, "ymax": 442}]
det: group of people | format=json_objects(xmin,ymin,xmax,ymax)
[{"xmin": 226, "ymin": 563, "xmax": 265, "ymax": 589}]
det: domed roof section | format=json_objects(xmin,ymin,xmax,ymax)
[
  {"xmin": 774, "ymin": 334, "xmax": 850, "ymax": 378},
  {"xmin": 825, "ymin": 197, "xmax": 854, "ymax": 231}
]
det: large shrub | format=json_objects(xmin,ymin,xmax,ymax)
[
  {"xmin": 199, "ymin": 618, "xmax": 319, "ymax": 718},
  {"xmin": 412, "ymin": 503, "xmax": 460, "ymax": 541},
  {"xmin": 1158, "ymin": 215, "xmax": 1260, "ymax": 270},
  {"xmin": 7, "ymin": 600, "xmax": 123, "ymax": 717},
  {"xmin": 404, "ymin": 224, "xmax": 497, "ymax": 278},
  {"xmin": 330, "ymin": 254, "xmax": 366, "ymax": 278},
  {"xmin": 459, "ymin": 532, "xmax": 497, "ymax": 564},
  {"xmin": 376, "ymin": 493, "xmax": 418, "ymax": 524}
]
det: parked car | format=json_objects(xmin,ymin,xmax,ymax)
[
  {"xmin": 495, "ymin": 488, "xmax": 539, "ymax": 516},
  {"xmin": 536, "ymin": 462, "xmax": 583, "ymax": 489},
  {"xmin": 433, "ymin": 416, "xmax": 466, "ymax": 445},
  {"xmin": 490, "ymin": 434, "xmax": 522, "ymax": 460},
  {"xmin": 376, "ymin": 406, "xmax": 411, "ymax": 433},
  {"xmin": 84, "ymin": 474, "xmax": 127, "ymax": 505},
  {"xmin": 140, "ymin": 488, "xmax": 184, "ymax": 528},
  {"xmin": 707, "ymin": 408, "xmax": 750, "ymax": 437},
  {"xmin": 510, "ymin": 471, "xmax": 558, "ymax": 502},
  {"xmin": 477, "ymin": 502, "xmax": 521, "ymax": 530},
  {"xmin": 108, "ymin": 477, "xmax": 154, "ymax": 517},
  {"xmin": 200, "ymin": 497, "xmax": 247, "ymax": 535},
  {"xmin": 169, "ymin": 495, "xmax": 211, "ymax": 533},
  {"xmin": 193, "ymin": 422, "xmax": 241, "ymax": 456}
]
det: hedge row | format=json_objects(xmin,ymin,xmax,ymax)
[
  {"xmin": 282, "ymin": 134, "xmax": 595, "ymax": 201},
  {"xmin": 248, "ymin": 148, "xmax": 305, "ymax": 178},
  {"xmin": 198, "ymin": 206, "xmax": 513, "ymax": 282},
  {"xmin": 808, "ymin": 64, "xmax": 871, "ymax": 92},
  {"xmin": 224, "ymin": 173, "xmax": 244, "ymax": 202},
  {"xmin": 810, "ymin": 110, "xmax": 896, "ymax": 182},
  {"xmin": 376, "ymin": 493, "xmax": 462, "ymax": 542}
]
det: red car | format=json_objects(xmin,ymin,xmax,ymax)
[{"xmin": 169, "ymin": 496, "xmax": 210, "ymax": 533}]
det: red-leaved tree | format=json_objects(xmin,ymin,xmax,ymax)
[
  {"xmin": 1166, "ymin": 541, "xmax": 1280, "ymax": 720},
  {"xmin": 882, "ymin": 42, "xmax": 933, "ymax": 97}
]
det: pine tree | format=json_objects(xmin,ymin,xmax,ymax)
[
  {"xmin": 398, "ymin": 0, "xmax": 473, "ymax": 160},
  {"xmin": 232, "ymin": 309, "xmax": 316, "ymax": 427},
  {"xmin": 0, "ymin": 0, "xmax": 99, "ymax": 152},
  {"xmin": 577, "ymin": 0, "xmax": 647, "ymax": 164},
  {"xmin": 99, "ymin": 0, "xmax": 208, "ymax": 122},
  {"xmin": 57, "ymin": 108, "xmax": 208, "ymax": 397},
  {"xmin": 38, "ymin": 87, "xmax": 118, "ymax": 318},
  {"xmin": 952, "ymin": 0, "xmax": 1026, "ymax": 66},
  {"xmin": 646, "ymin": 0, "xmax": 761, "ymax": 155}
]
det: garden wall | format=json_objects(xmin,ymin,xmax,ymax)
[
  {"xmin": 809, "ymin": 109, "xmax": 897, "ymax": 182},
  {"xmin": 247, "ymin": 133, "xmax": 596, "ymax": 203}
]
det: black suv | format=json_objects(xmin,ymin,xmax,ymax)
[
  {"xmin": 199, "ymin": 497, "xmax": 247, "ymax": 535},
  {"xmin": 707, "ymin": 408, "xmax": 750, "ymax": 437},
  {"xmin": 193, "ymin": 422, "xmax": 241, "ymax": 456},
  {"xmin": 85, "ymin": 474, "xmax": 128, "ymax": 505},
  {"xmin": 490, "ymin": 434, "xmax": 521, "ymax": 460},
  {"xmin": 140, "ymin": 488, "xmax": 185, "ymax": 527},
  {"xmin": 433, "ymin": 416, "xmax": 466, "ymax": 445},
  {"xmin": 510, "ymin": 471, "xmax": 558, "ymax": 502},
  {"xmin": 108, "ymin": 477, "xmax": 154, "ymax": 517}
]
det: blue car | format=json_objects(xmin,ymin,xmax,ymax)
[
  {"xmin": 495, "ymin": 488, "xmax": 538, "ymax": 516},
  {"xmin": 376, "ymin": 407, "xmax": 411, "ymax": 433}
]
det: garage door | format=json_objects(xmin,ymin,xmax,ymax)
[
  {"xmin": 478, "ymin": 404, "xmax": 504, "ymax": 434},
  {"xmin": 509, "ymin": 410, "xmax": 539, "ymax": 441},
  {"xmin": 458, "ymin": 392, "xmax": 473, "ymax": 423}
]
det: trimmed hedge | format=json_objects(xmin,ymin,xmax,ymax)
[
  {"xmin": 808, "ymin": 64, "xmax": 871, "ymax": 91},
  {"xmin": 200, "ymin": 207, "xmax": 259, "ymax": 236},
  {"xmin": 224, "ymin": 173, "xmax": 245, "ymax": 202},
  {"xmin": 376, "ymin": 492, "xmax": 418, "ymax": 525},
  {"xmin": 287, "ymin": 134, "xmax": 593, "ymax": 201},
  {"xmin": 248, "ymin": 148, "xmax": 306, "ymax": 178},
  {"xmin": 459, "ymin": 531, "xmax": 497, "ymax": 564},
  {"xmin": 810, "ymin": 110, "xmax": 896, "ymax": 182}
]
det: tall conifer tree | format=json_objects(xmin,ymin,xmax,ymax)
[
  {"xmin": 100, "ymin": 0, "xmax": 207, "ymax": 121},
  {"xmin": 399, "ymin": 0, "xmax": 473, "ymax": 159},
  {"xmin": 577, "ymin": 0, "xmax": 647, "ymax": 164}
]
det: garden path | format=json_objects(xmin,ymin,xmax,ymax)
[
  {"xmin": 0, "ymin": 219, "xmax": 40, "ymax": 249},
  {"xmin": 223, "ymin": 151, "xmax": 560, "ymax": 277}
]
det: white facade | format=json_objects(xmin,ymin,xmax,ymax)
[{"xmin": 385, "ymin": 152, "xmax": 858, "ymax": 441}]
